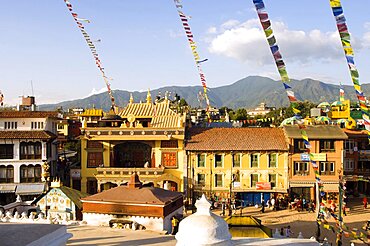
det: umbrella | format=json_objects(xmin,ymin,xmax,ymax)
[
  {"xmin": 280, "ymin": 116, "xmax": 300, "ymax": 126},
  {"xmin": 317, "ymin": 102, "xmax": 330, "ymax": 108},
  {"xmin": 336, "ymin": 119, "xmax": 349, "ymax": 124},
  {"xmin": 315, "ymin": 116, "xmax": 331, "ymax": 123},
  {"xmin": 331, "ymin": 101, "xmax": 343, "ymax": 106}
]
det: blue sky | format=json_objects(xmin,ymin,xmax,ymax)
[{"xmin": 1, "ymin": 0, "xmax": 369, "ymax": 105}]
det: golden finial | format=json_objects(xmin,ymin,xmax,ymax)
[
  {"xmin": 129, "ymin": 93, "xmax": 134, "ymax": 104},
  {"xmin": 146, "ymin": 89, "xmax": 152, "ymax": 104}
]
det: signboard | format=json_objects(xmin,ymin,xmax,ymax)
[
  {"xmin": 70, "ymin": 169, "xmax": 81, "ymax": 179},
  {"xmin": 300, "ymin": 153, "xmax": 326, "ymax": 161},
  {"xmin": 233, "ymin": 182, "xmax": 241, "ymax": 188},
  {"xmin": 300, "ymin": 153, "xmax": 310, "ymax": 161},
  {"xmin": 311, "ymin": 153, "xmax": 326, "ymax": 161},
  {"xmin": 256, "ymin": 182, "xmax": 271, "ymax": 190}
]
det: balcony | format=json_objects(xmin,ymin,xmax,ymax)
[{"xmin": 95, "ymin": 167, "xmax": 165, "ymax": 180}]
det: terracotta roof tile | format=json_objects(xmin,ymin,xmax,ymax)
[
  {"xmin": 283, "ymin": 125, "xmax": 348, "ymax": 139},
  {"xmin": 185, "ymin": 127, "xmax": 288, "ymax": 151},
  {"xmin": 0, "ymin": 131, "xmax": 57, "ymax": 139},
  {"xmin": 0, "ymin": 111, "xmax": 59, "ymax": 118}
]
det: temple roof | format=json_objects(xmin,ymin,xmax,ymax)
[
  {"xmin": 80, "ymin": 108, "xmax": 103, "ymax": 117},
  {"xmin": 0, "ymin": 130, "xmax": 57, "ymax": 139},
  {"xmin": 185, "ymin": 128, "xmax": 288, "ymax": 151},
  {"xmin": 82, "ymin": 186, "xmax": 183, "ymax": 205}
]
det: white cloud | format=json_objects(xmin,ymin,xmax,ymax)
[
  {"xmin": 207, "ymin": 26, "xmax": 217, "ymax": 34},
  {"xmin": 88, "ymin": 87, "xmax": 107, "ymax": 97},
  {"xmin": 207, "ymin": 19, "xmax": 343, "ymax": 66}
]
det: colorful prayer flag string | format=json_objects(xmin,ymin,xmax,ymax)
[
  {"xmin": 0, "ymin": 91, "xmax": 3, "ymax": 106},
  {"xmin": 173, "ymin": 0, "xmax": 211, "ymax": 115},
  {"xmin": 329, "ymin": 0, "xmax": 370, "ymax": 142},
  {"xmin": 63, "ymin": 0, "xmax": 116, "ymax": 111},
  {"xmin": 252, "ymin": 0, "xmax": 325, "ymax": 202}
]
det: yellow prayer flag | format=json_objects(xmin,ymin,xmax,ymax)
[
  {"xmin": 344, "ymin": 47, "xmax": 354, "ymax": 55},
  {"xmin": 292, "ymin": 107, "xmax": 301, "ymax": 114},
  {"xmin": 330, "ymin": 0, "xmax": 341, "ymax": 7},
  {"xmin": 354, "ymin": 84, "xmax": 361, "ymax": 91}
]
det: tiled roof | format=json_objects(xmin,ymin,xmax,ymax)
[
  {"xmin": 343, "ymin": 129, "xmax": 367, "ymax": 138},
  {"xmin": 80, "ymin": 109, "xmax": 103, "ymax": 117},
  {"xmin": 82, "ymin": 186, "xmax": 183, "ymax": 205},
  {"xmin": 185, "ymin": 128, "xmax": 288, "ymax": 151},
  {"xmin": 119, "ymin": 101, "xmax": 177, "ymax": 117},
  {"xmin": 0, "ymin": 130, "xmax": 57, "ymax": 139},
  {"xmin": 283, "ymin": 125, "xmax": 348, "ymax": 140},
  {"xmin": 0, "ymin": 111, "xmax": 59, "ymax": 118},
  {"xmin": 118, "ymin": 101, "xmax": 182, "ymax": 128}
]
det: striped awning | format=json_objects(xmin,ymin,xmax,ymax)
[
  {"xmin": 0, "ymin": 184, "xmax": 16, "ymax": 193},
  {"xmin": 15, "ymin": 183, "xmax": 46, "ymax": 195}
]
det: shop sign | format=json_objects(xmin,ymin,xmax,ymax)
[{"xmin": 256, "ymin": 182, "xmax": 271, "ymax": 190}]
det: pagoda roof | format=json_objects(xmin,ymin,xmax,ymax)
[{"xmin": 80, "ymin": 109, "xmax": 103, "ymax": 117}]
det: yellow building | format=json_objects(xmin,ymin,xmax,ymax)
[
  {"xmin": 80, "ymin": 92, "xmax": 186, "ymax": 194},
  {"xmin": 185, "ymin": 128, "xmax": 289, "ymax": 206}
]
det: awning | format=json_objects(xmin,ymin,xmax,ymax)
[
  {"xmin": 0, "ymin": 184, "xmax": 16, "ymax": 193},
  {"xmin": 289, "ymin": 182, "xmax": 315, "ymax": 188},
  {"xmin": 322, "ymin": 183, "xmax": 339, "ymax": 193},
  {"xmin": 15, "ymin": 183, "xmax": 46, "ymax": 195}
]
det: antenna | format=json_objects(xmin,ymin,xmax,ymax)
[{"xmin": 30, "ymin": 80, "xmax": 34, "ymax": 96}]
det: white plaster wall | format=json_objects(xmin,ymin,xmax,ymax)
[
  {"xmin": 82, "ymin": 212, "xmax": 117, "ymax": 226},
  {"xmin": 128, "ymin": 216, "xmax": 163, "ymax": 232}
]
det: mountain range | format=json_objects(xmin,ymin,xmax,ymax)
[{"xmin": 39, "ymin": 76, "xmax": 370, "ymax": 111}]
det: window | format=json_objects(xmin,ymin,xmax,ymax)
[
  {"xmin": 268, "ymin": 153, "xmax": 277, "ymax": 168},
  {"xmin": 162, "ymin": 152, "xmax": 177, "ymax": 168},
  {"xmin": 251, "ymin": 174, "xmax": 259, "ymax": 187},
  {"xmin": 161, "ymin": 140, "xmax": 178, "ymax": 148},
  {"xmin": 0, "ymin": 144, "xmax": 13, "ymax": 159},
  {"xmin": 344, "ymin": 140, "xmax": 355, "ymax": 151},
  {"xmin": 87, "ymin": 152, "xmax": 103, "ymax": 168},
  {"xmin": 20, "ymin": 164, "xmax": 41, "ymax": 183},
  {"xmin": 344, "ymin": 159, "xmax": 354, "ymax": 171},
  {"xmin": 197, "ymin": 154, "xmax": 205, "ymax": 167},
  {"xmin": 320, "ymin": 140, "xmax": 335, "ymax": 152},
  {"xmin": 250, "ymin": 154, "xmax": 259, "ymax": 168},
  {"xmin": 215, "ymin": 174, "xmax": 223, "ymax": 187},
  {"xmin": 197, "ymin": 173, "xmax": 205, "ymax": 186},
  {"xmin": 31, "ymin": 121, "xmax": 44, "ymax": 129},
  {"xmin": 233, "ymin": 153, "xmax": 241, "ymax": 167},
  {"xmin": 232, "ymin": 172, "xmax": 240, "ymax": 183},
  {"xmin": 20, "ymin": 142, "xmax": 42, "ymax": 159},
  {"xmin": 319, "ymin": 162, "xmax": 335, "ymax": 175},
  {"xmin": 0, "ymin": 165, "xmax": 14, "ymax": 183},
  {"xmin": 269, "ymin": 174, "xmax": 277, "ymax": 188},
  {"xmin": 294, "ymin": 139, "xmax": 306, "ymax": 153},
  {"xmin": 4, "ymin": 121, "xmax": 17, "ymax": 129},
  {"xmin": 215, "ymin": 154, "xmax": 223, "ymax": 168},
  {"xmin": 293, "ymin": 162, "xmax": 309, "ymax": 176},
  {"xmin": 87, "ymin": 178, "xmax": 97, "ymax": 194}
]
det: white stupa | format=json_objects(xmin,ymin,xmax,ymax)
[{"xmin": 175, "ymin": 194, "xmax": 232, "ymax": 246}]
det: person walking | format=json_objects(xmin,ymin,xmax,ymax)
[
  {"xmin": 261, "ymin": 199, "xmax": 265, "ymax": 213},
  {"xmin": 271, "ymin": 197, "xmax": 276, "ymax": 211},
  {"xmin": 285, "ymin": 225, "xmax": 293, "ymax": 238},
  {"xmin": 171, "ymin": 216, "xmax": 179, "ymax": 235},
  {"xmin": 221, "ymin": 201, "xmax": 226, "ymax": 216},
  {"xmin": 363, "ymin": 197, "xmax": 368, "ymax": 209}
]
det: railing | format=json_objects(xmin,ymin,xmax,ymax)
[{"xmin": 96, "ymin": 167, "xmax": 165, "ymax": 177}]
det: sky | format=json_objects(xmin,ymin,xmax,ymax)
[{"xmin": 0, "ymin": 0, "xmax": 370, "ymax": 105}]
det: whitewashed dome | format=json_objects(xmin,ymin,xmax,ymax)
[{"xmin": 175, "ymin": 194, "xmax": 232, "ymax": 246}]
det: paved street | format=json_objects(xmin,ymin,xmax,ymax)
[{"xmin": 67, "ymin": 198, "xmax": 370, "ymax": 245}]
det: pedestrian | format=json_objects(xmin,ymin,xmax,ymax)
[
  {"xmin": 261, "ymin": 199, "xmax": 265, "ymax": 213},
  {"xmin": 171, "ymin": 216, "xmax": 179, "ymax": 235},
  {"xmin": 308, "ymin": 200, "xmax": 314, "ymax": 213},
  {"xmin": 271, "ymin": 197, "xmax": 276, "ymax": 211},
  {"xmin": 363, "ymin": 197, "xmax": 368, "ymax": 209},
  {"xmin": 280, "ymin": 227, "xmax": 284, "ymax": 237},
  {"xmin": 285, "ymin": 225, "xmax": 293, "ymax": 238},
  {"xmin": 221, "ymin": 201, "xmax": 226, "ymax": 216},
  {"xmin": 343, "ymin": 202, "xmax": 347, "ymax": 216}
]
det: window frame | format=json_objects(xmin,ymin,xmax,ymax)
[
  {"xmin": 214, "ymin": 173, "xmax": 223, "ymax": 187},
  {"xmin": 268, "ymin": 173, "xmax": 277, "ymax": 188},
  {"xmin": 197, "ymin": 154, "xmax": 206, "ymax": 168},
  {"xmin": 250, "ymin": 154, "xmax": 259, "ymax": 168},
  {"xmin": 197, "ymin": 173, "xmax": 205, "ymax": 186},
  {"xmin": 0, "ymin": 165, "xmax": 14, "ymax": 183},
  {"xmin": 319, "ymin": 140, "xmax": 335, "ymax": 152},
  {"xmin": 293, "ymin": 161, "xmax": 310, "ymax": 176},
  {"xmin": 0, "ymin": 144, "xmax": 14, "ymax": 159},
  {"xmin": 87, "ymin": 152, "xmax": 103, "ymax": 168},
  {"xmin": 232, "ymin": 153, "xmax": 241, "ymax": 168},
  {"xmin": 268, "ymin": 153, "xmax": 277, "ymax": 168},
  {"xmin": 162, "ymin": 152, "xmax": 178, "ymax": 168},
  {"xmin": 250, "ymin": 173, "xmax": 259, "ymax": 187}
]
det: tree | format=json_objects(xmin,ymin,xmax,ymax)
[{"xmin": 231, "ymin": 108, "xmax": 248, "ymax": 121}]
